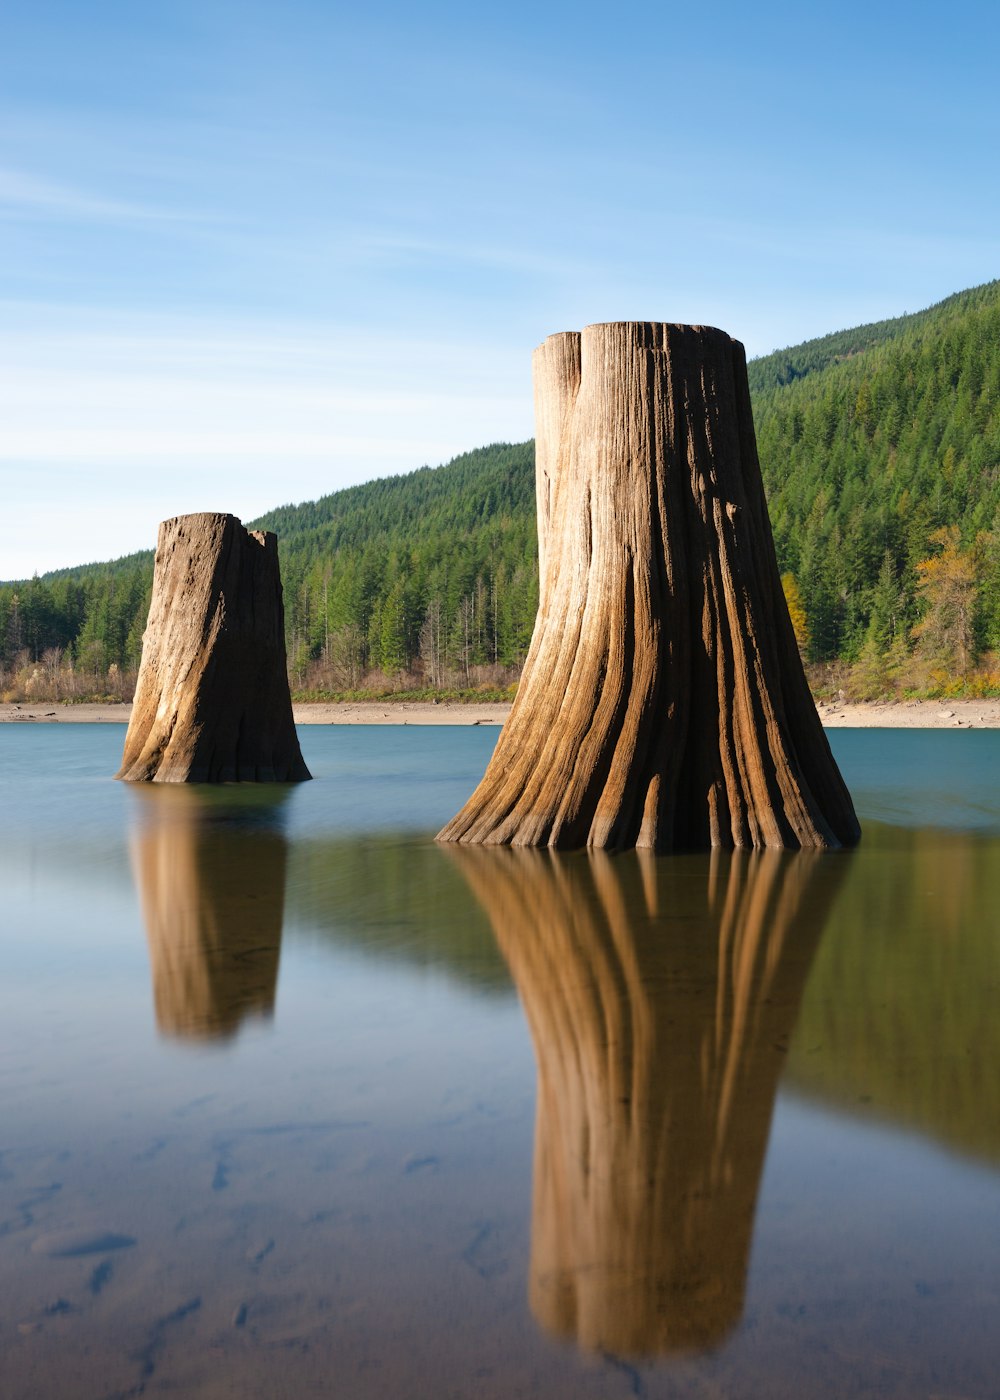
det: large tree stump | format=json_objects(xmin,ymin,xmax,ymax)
[
  {"xmin": 439, "ymin": 323, "xmax": 859, "ymax": 850},
  {"xmin": 117, "ymin": 513, "xmax": 310, "ymax": 783},
  {"xmin": 449, "ymin": 845, "xmax": 844, "ymax": 1354}
]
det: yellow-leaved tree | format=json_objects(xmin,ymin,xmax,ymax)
[
  {"xmin": 781, "ymin": 573, "xmax": 810, "ymax": 656},
  {"xmin": 911, "ymin": 526, "xmax": 982, "ymax": 680}
]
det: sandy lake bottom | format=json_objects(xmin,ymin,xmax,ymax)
[{"xmin": 2, "ymin": 723, "xmax": 1000, "ymax": 1399}]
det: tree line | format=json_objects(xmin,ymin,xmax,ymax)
[
  {"xmin": 0, "ymin": 443, "xmax": 540, "ymax": 699},
  {"xmin": 3, "ymin": 282, "xmax": 1000, "ymax": 700}
]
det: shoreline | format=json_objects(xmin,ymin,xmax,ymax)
[{"xmin": 2, "ymin": 699, "xmax": 1000, "ymax": 728}]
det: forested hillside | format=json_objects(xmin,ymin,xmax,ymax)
[
  {"xmin": 752, "ymin": 280, "xmax": 1000, "ymax": 691},
  {"xmin": 260, "ymin": 442, "xmax": 538, "ymax": 689},
  {"xmin": 0, "ymin": 443, "xmax": 538, "ymax": 698},
  {"xmin": 3, "ymin": 281, "xmax": 1000, "ymax": 700}
]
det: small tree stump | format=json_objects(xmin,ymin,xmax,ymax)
[
  {"xmin": 439, "ymin": 322, "xmax": 859, "ymax": 850},
  {"xmin": 117, "ymin": 513, "xmax": 310, "ymax": 783}
]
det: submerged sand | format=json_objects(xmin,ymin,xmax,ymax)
[{"xmin": 1, "ymin": 699, "xmax": 999, "ymax": 728}]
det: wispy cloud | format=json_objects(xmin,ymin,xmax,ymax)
[
  {"xmin": 0, "ymin": 304, "xmax": 534, "ymax": 575},
  {"xmin": 0, "ymin": 166, "xmax": 211, "ymax": 227},
  {"xmin": 364, "ymin": 231, "xmax": 597, "ymax": 280}
]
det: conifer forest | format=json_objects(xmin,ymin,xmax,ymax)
[{"xmin": 4, "ymin": 281, "xmax": 1000, "ymax": 702}]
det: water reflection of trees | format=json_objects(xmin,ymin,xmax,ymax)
[
  {"xmin": 450, "ymin": 845, "xmax": 845, "ymax": 1356},
  {"xmin": 788, "ymin": 820, "xmax": 1000, "ymax": 1163},
  {"xmin": 128, "ymin": 787, "xmax": 288, "ymax": 1041},
  {"xmin": 125, "ymin": 810, "xmax": 1000, "ymax": 1164},
  {"xmin": 283, "ymin": 836, "xmax": 509, "ymax": 992}
]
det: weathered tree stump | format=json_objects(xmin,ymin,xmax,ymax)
[
  {"xmin": 129, "ymin": 787, "xmax": 287, "ymax": 1040},
  {"xmin": 439, "ymin": 323, "xmax": 859, "ymax": 850},
  {"xmin": 450, "ymin": 844, "xmax": 844, "ymax": 1353},
  {"xmin": 117, "ymin": 513, "xmax": 310, "ymax": 783}
]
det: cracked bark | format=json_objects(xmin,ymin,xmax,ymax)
[
  {"xmin": 439, "ymin": 322, "xmax": 859, "ymax": 850},
  {"xmin": 116, "ymin": 513, "xmax": 310, "ymax": 782}
]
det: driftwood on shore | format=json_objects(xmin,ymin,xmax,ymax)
[
  {"xmin": 439, "ymin": 322, "xmax": 859, "ymax": 850},
  {"xmin": 116, "ymin": 512, "xmax": 310, "ymax": 783}
]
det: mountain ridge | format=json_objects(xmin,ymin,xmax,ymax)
[{"xmin": 3, "ymin": 279, "xmax": 999, "ymax": 694}]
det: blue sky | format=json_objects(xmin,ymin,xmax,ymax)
[{"xmin": 2, "ymin": 0, "xmax": 998, "ymax": 577}]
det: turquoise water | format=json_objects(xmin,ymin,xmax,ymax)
[{"xmin": 1, "ymin": 724, "xmax": 999, "ymax": 1398}]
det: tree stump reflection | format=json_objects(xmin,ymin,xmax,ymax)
[
  {"xmin": 450, "ymin": 845, "xmax": 845, "ymax": 1355},
  {"xmin": 129, "ymin": 787, "xmax": 288, "ymax": 1041}
]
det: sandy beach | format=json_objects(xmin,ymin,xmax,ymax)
[
  {"xmin": 0, "ymin": 700, "xmax": 510, "ymax": 726},
  {"xmin": 2, "ymin": 698, "xmax": 1000, "ymax": 728}
]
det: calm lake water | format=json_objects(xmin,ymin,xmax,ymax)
[{"xmin": 2, "ymin": 724, "xmax": 999, "ymax": 1399}]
